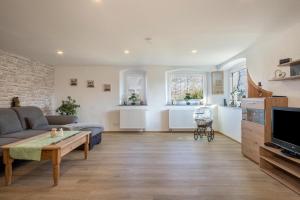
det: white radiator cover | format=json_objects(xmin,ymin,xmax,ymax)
[
  {"xmin": 120, "ymin": 109, "xmax": 146, "ymax": 129},
  {"xmin": 168, "ymin": 109, "xmax": 196, "ymax": 129}
]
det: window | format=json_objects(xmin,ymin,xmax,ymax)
[
  {"xmin": 120, "ymin": 70, "xmax": 147, "ymax": 105},
  {"xmin": 231, "ymin": 68, "xmax": 247, "ymax": 97},
  {"xmin": 166, "ymin": 70, "xmax": 206, "ymax": 105}
]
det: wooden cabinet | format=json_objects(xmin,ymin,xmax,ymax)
[
  {"xmin": 241, "ymin": 97, "xmax": 288, "ymax": 164},
  {"xmin": 260, "ymin": 146, "xmax": 300, "ymax": 194},
  {"xmin": 241, "ymin": 121, "xmax": 264, "ymax": 163}
]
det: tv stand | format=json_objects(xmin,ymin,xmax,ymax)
[
  {"xmin": 260, "ymin": 145, "xmax": 300, "ymax": 194},
  {"xmin": 281, "ymin": 149, "xmax": 300, "ymax": 159}
]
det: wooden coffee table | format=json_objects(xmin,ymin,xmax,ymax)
[{"xmin": 1, "ymin": 131, "xmax": 90, "ymax": 186}]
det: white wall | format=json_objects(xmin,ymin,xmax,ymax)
[
  {"xmin": 219, "ymin": 22, "xmax": 300, "ymax": 107},
  {"xmin": 54, "ymin": 65, "xmax": 218, "ymax": 131},
  {"xmin": 55, "ymin": 23, "xmax": 300, "ymax": 132}
]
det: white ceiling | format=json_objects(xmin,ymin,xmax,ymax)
[{"xmin": 0, "ymin": 0, "xmax": 299, "ymax": 67}]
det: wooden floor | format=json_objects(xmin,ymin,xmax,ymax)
[{"xmin": 0, "ymin": 132, "xmax": 299, "ymax": 200}]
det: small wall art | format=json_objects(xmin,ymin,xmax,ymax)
[
  {"xmin": 104, "ymin": 84, "xmax": 111, "ymax": 92},
  {"xmin": 70, "ymin": 78, "xmax": 78, "ymax": 86},
  {"xmin": 211, "ymin": 71, "xmax": 224, "ymax": 95},
  {"xmin": 87, "ymin": 80, "xmax": 95, "ymax": 88}
]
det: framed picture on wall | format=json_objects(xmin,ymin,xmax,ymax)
[
  {"xmin": 87, "ymin": 80, "xmax": 95, "ymax": 88},
  {"xmin": 104, "ymin": 84, "xmax": 111, "ymax": 92},
  {"xmin": 211, "ymin": 71, "xmax": 224, "ymax": 95},
  {"xmin": 70, "ymin": 78, "xmax": 78, "ymax": 86}
]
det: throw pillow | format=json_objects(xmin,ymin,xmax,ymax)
[{"xmin": 27, "ymin": 116, "xmax": 49, "ymax": 130}]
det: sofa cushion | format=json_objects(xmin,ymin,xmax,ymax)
[
  {"xmin": 27, "ymin": 116, "xmax": 49, "ymax": 130},
  {"xmin": 12, "ymin": 106, "xmax": 45, "ymax": 130},
  {"xmin": 46, "ymin": 115, "xmax": 79, "ymax": 125},
  {"xmin": 0, "ymin": 130, "xmax": 45, "ymax": 140},
  {"xmin": 0, "ymin": 108, "xmax": 23, "ymax": 135}
]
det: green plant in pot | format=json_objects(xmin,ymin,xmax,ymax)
[
  {"xmin": 184, "ymin": 93, "xmax": 192, "ymax": 105},
  {"xmin": 56, "ymin": 96, "xmax": 80, "ymax": 116},
  {"xmin": 128, "ymin": 93, "xmax": 140, "ymax": 105}
]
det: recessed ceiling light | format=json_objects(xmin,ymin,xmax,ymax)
[
  {"xmin": 124, "ymin": 50, "xmax": 130, "ymax": 54},
  {"xmin": 192, "ymin": 50, "xmax": 198, "ymax": 54},
  {"xmin": 93, "ymin": 0, "xmax": 102, "ymax": 3},
  {"xmin": 57, "ymin": 50, "xmax": 64, "ymax": 55}
]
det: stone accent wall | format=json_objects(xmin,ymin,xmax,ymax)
[{"xmin": 0, "ymin": 49, "xmax": 55, "ymax": 114}]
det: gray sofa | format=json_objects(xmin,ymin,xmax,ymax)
[{"xmin": 0, "ymin": 106, "xmax": 103, "ymax": 160}]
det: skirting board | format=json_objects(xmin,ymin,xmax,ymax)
[
  {"xmin": 103, "ymin": 131, "xmax": 194, "ymax": 133},
  {"xmin": 217, "ymin": 131, "xmax": 241, "ymax": 143},
  {"xmin": 103, "ymin": 131, "xmax": 241, "ymax": 144}
]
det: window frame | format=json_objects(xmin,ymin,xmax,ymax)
[
  {"xmin": 165, "ymin": 69, "xmax": 207, "ymax": 105},
  {"xmin": 230, "ymin": 66, "xmax": 247, "ymax": 98},
  {"xmin": 120, "ymin": 69, "xmax": 147, "ymax": 105}
]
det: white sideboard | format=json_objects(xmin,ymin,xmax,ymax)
[{"xmin": 217, "ymin": 106, "xmax": 242, "ymax": 142}]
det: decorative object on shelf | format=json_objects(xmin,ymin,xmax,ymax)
[
  {"xmin": 184, "ymin": 93, "xmax": 192, "ymax": 105},
  {"xmin": 50, "ymin": 128, "xmax": 58, "ymax": 138},
  {"xmin": 230, "ymin": 87, "xmax": 245, "ymax": 107},
  {"xmin": 171, "ymin": 99, "xmax": 175, "ymax": 105},
  {"xmin": 56, "ymin": 96, "xmax": 80, "ymax": 116},
  {"xmin": 257, "ymin": 82, "xmax": 263, "ymax": 97},
  {"xmin": 270, "ymin": 58, "xmax": 300, "ymax": 81},
  {"xmin": 128, "ymin": 93, "xmax": 140, "ymax": 105},
  {"xmin": 103, "ymin": 84, "xmax": 111, "ymax": 92},
  {"xmin": 70, "ymin": 78, "xmax": 78, "ymax": 86},
  {"xmin": 223, "ymin": 99, "xmax": 227, "ymax": 107},
  {"xmin": 58, "ymin": 128, "xmax": 64, "ymax": 137},
  {"xmin": 279, "ymin": 58, "xmax": 292, "ymax": 65},
  {"xmin": 274, "ymin": 69, "xmax": 286, "ymax": 79},
  {"xmin": 211, "ymin": 71, "xmax": 224, "ymax": 95},
  {"xmin": 11, "ymin": 97, "xmax": 21, "ymax": 107},
  {"xmin": 87, "ymin": 80, "xmax": 95, "ymax": 88}
]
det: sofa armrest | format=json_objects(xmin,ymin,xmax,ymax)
[{"xmin": 46, "ymin": 115, "xmax": 78, "ymax": 125}]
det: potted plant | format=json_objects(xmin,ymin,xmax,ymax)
[
  {"xmin": 184, "ymin": 93, "xmax": 192, "ymax": 105},
  {"xmin": 128, "ymin": 93, "xmax": 140, "ymax": 105},
  {"xmin": 56, "ymin": 96, "xmax": 80, "ymax": 116},
  {"xmin": 230, "ymin": 87, "xmax": 245, "ymax": 107}
]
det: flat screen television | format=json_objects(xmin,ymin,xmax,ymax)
[{"xmin": 272, "ymin": 107, "xmax": 300, "ymax": 157}]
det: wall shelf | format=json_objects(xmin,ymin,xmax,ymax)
[
  {"xmin": 277, "ymin": 59, "xmax": 300, "ymax": 67},
  {"xmin": 269, "ymin": 75, "xmax": 300, "ymax": 81}
]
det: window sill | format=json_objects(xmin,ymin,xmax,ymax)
[
  {"xmin": 118, "ymin": 105, "xmax": 148, "ymax": 106},
  {"xmin": 166, "ymin": 104, "xmax": 202, "ymax": 106}
]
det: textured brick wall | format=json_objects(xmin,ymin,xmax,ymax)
[{"xmin": 0, "ymin": 49, "xmax": 55, "ymax": 114}]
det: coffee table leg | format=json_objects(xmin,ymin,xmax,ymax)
[
  {"xmin": 52, "ymin": 149, "xmax": 61, "ymax": 186},
  {"xmin": 3, "ymin": 149, "xmax": 13, "ymax": 186},
  {"xmin": 84, "ymin": 135, "xmax": 89, "ymax": 160}
]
